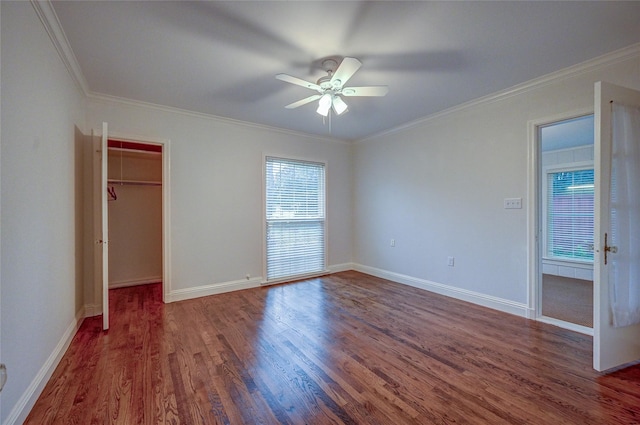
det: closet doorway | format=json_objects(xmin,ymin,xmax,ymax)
[{"xmin": 107, "ymin": 139, "xmax": 163, "ymax": 290}]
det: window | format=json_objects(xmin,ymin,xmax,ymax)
[
  {"xmin": 545, "ymin": 168, "xmax": 594, "ymax": 261},
  {"xmin": 265, "ymin": 157, "xmax": 325, "ymax": 280}
]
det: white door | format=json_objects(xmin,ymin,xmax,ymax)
[
  {"xmin": 101, "ymin": 122, "xmax": 109, "ymax": 330},
  {"xmin": 593, "ymin": 82, "xmax": 640, "ymax": 371}
]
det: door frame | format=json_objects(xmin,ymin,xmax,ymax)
[
  {"xmin": 96, "ymin": 128, "xmax": 171, "ymax": 319},
  {"xmin": 527, "ymin": 107, "xmax": 594, "ymax": 335}
]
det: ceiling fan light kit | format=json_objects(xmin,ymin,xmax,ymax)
[
  {"xmin": 332, "ymin": 95, "xmax": 348, "ymax": 115},
  {"xmin": 316, "ymin": 93, "xmax": 332, "ymax": 116},
  {"xmin": 276, "ymin": 57, "xmax": 388, "ymax": 118}
]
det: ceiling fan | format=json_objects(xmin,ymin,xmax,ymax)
[{"xmin": 276, "ymin": 57, "xmax": 389, "ymax": 117}]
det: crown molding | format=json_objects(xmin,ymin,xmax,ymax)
[
  {"xmin": 32, "ymin": 0, "xmax": 640, "ymax": 146},
  {"xmin": 30, "ymin": 0, "xmax": 89, "ymax": 95},
  {"xmin": 30, "ymin": 0, "xmax": 345, "ymax": 146},
  {"xmin": 358, "ymin": 42, "xmax": 640, "ymax": 144},
  {"xmin": 86, "ymin": 92, "xmax": 348, "ymax": 145}
]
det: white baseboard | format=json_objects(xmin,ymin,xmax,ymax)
[
  {"xmin": 83, "ymin": 303, "xmax": 101, "ymax": 317},
  {"xmin": 109, "ymin": 276, "xmax": 162, "ymax": 289},
  {"xmin": 353, "ymin": 263, "xmax": 529, "ymax": 318},
  {"xmin": 168, "ymin": 277, "xmax": 264, "ymax": 302},
  {"xmin": 167, "ymin": 263, "xmax": 357, "ymax": 303},
  {"xmin": 167, "ymin": 264, "xmax": 528, "ymax": 320},
  {"xmin": 537, "ymin": 315, "xmax": 593, "ymax": 336},
  {"xmin": 328, "ymin": 262, "xmax": 356, "ymax": 273},
  {"xmin": 4, "ymin": 310, "xmax": 85, "ymax": 425}
]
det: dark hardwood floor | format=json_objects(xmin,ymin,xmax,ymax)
[{"xmin": 25, "ymin": 271, "xmax": 640, "ymax": 424}]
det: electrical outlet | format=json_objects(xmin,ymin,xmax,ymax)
[
  {"xmin": 447, "ymin": 256, "xmax": 455, "ymax": 267},
  {"xmin": 390, "ymin": 239, "xmax": 395, "ymax": 247},
  {"xmin": 504, "ymin": 198, "xmax": 522, "ymax": 209}
]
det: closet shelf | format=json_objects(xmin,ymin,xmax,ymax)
[{"xmin": 108, "ymin": 179, "xmax": 162, "ymax": 187}]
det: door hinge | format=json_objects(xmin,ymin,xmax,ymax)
[
  {"xmin": 0, "ymin": 364, "xmax": 7, "ymax": 392},
  {"xmin": 604, "ymin": 232, "xmax": 618, "ymax": 265}
]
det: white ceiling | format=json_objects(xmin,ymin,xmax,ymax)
[{"xmin": 51, "ymin": 1, "xmax": 640, "ymax": 141}]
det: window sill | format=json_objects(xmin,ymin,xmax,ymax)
[{"xmin": 542, "ymin": 258, "xmax": 593, "ymax": 268}]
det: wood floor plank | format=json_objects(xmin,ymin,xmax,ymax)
[{"xmin": 24, "ymin": 271, "xmax": 640, "ymax": 424}]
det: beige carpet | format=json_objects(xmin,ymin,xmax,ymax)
[{"xmin": 542, "ymin": 274, "xmax": 593, "ymax": 328}]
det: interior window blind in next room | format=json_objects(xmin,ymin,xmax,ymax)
[
  {"xmin": 546, "ymin": 168, "xmax": 594, "ymax": 262},
  {"xmin": 265, "ymin": 157, "xmax": 326, "ymax": 281}
]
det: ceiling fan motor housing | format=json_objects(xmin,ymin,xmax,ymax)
[
  {"xmin": 321, "ymin": 58, "xmax": 339, "ymax": 73},
  {"xmin": 318, "ymin": 58, "xmax": 344, "ymax": 90}
]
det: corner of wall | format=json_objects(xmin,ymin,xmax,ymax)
[
  {"xmin": 83, "ymin": 303, "xmax": 101, "ymax": 317},
  {"xmin": 328, "ymin": 263, "xmax": 356, "ymax": 274}
]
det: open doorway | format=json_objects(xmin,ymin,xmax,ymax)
[
  {"xmin": 96, "ymin": 134, "xmax": 168, "ymax": 329},
  {"xmin": 535, "ymin": 114, "xmax": 594, "ymax": 332},
  {"xmin": 107, "ymin": 140, "xmax": 163, "ymax": 293}
]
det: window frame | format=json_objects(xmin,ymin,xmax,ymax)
[
  {"xmin": 262, "ymin": 154, "xmax": 328, "ymax": 284},
  {"xmin": 542, "ymin": 160, "xmax": 595, "ymax": 264}
]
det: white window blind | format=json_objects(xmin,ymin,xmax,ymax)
[
  {"xmin": 265, "ymin": 157, "xmax": 325, "ymax": 280},
  {"xmin": 546, "ymin": 168, "xmax": 594, "ymax": 261}
]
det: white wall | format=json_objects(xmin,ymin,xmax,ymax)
[
  {"xmin": 86, "ymin": 98, "xmax": 353, "ymax": 302},
  {"xmin": 353, "ymin": 50, "xmax": 640, "ymax": 314},
  {"xmin": 0, "ymin": 2, "xmax": 86, "ymax": 424}
]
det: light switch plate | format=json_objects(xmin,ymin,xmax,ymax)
[{"xmin": 504, "ymin": 198, "xmax": 522, "ymax": 209}]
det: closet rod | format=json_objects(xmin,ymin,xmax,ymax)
[
  {"xmin": 108, "ymin": 147, "xmax": 162, "ymax": 155},
  {"xmin": 108, "ymin": 179, "xmax": 162, "ymax": 187}
]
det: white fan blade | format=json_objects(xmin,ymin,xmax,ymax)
[
  {"xmin": 285, "ymin": 94, "xmax": 321, "ymax": 109},
  {"xmin": 330, "ymin": 57, "xmax": 362, "ymax": 87},
  {"xmin": 342, "ymin": 86, "xmax": 389, "ymax": 97},
  {"xmin": 276, "ymin": 74, "xmax": 321, "ymax": 91}
]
